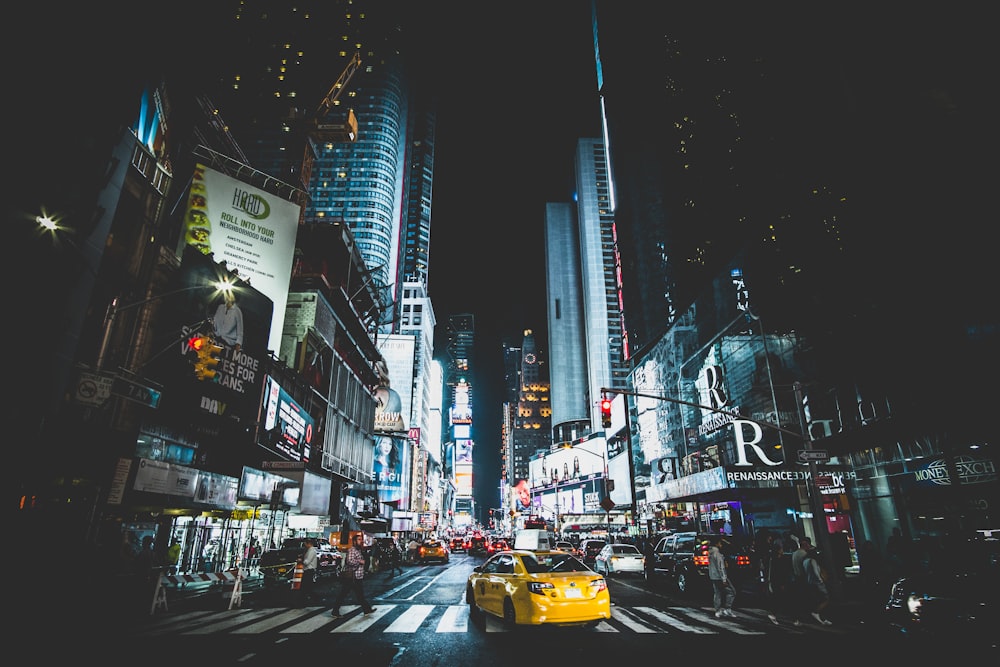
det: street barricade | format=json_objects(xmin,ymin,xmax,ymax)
[{"xmin": 150, "ymin": 567, "xmax": 245, "ymax": 615}]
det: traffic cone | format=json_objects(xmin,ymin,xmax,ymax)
[{"xmin": 290, "ymin": 562, "xmax": 304, "ymax": 590}]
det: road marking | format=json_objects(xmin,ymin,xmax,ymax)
[
  {"xmin": 280, "ymin": 608, "xmax": 342, "ymax": 633},
  {"xmin": 385, "ymin": 604, "xmax": 434, "ymax": 632},
  {"xmin": 637, "ymin": 606, "xmax": 717, "ymax": 633},
  {"xmin": 330, "ymin": 605, "xmax": 392, "ymax": 632},
  {"xmin": 436, "ymin": 605, "xmax": 469, "ymax": 632},
  {"xmin": 691, "ymin": 608, "xmax": 764, "ymax": 634},
  {"xmin": 185, "ymin": 608, "xmax": 274, "ymax": 633},
  {"xmin": 232, "ymin": 607, "xmax": 318, "ymax": 633}
]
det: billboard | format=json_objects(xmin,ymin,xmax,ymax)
[
  {"xmin": 261, "ymin": 375, "xmax": 315, "ymax": 462},
  {"xmin": 178, "ymin": 163, "xmax": 301, "ymax": 353},
  {"xmin": 374, "ymin": 433, "xmax": 406, "ymax": 504}
]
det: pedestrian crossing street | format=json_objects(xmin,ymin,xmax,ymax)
[{"xmin": 137, "ymin": 603, "xmax": 850, "ymax": 637}]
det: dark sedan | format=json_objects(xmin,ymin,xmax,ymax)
[{"xmin": 882, "ymin": 535, "xmax": 999, "ymax": 647}]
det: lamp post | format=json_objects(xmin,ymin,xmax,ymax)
[{"xmin": 96, "ymin": 280, "xmax": 236, "ymax": 371}]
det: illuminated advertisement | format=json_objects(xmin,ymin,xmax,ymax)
[
  {"xmin": 261, "ymin": 375, "xmax": 315, "ymax": 462},
  {"xmin": 376, "ymin": 335, "xmax": 416, "ymax": 431},
  {"xmin": 178, "ymin": 163, "xmax": 301, "ymax": 353},
  {"xmin": 455, "ymin": 465, "xmax": 473, "ymax": 497},
  {"xmin": 374, "ymin": 433, "xmax": 406, "ymax": 504},
  {"xmin": 456, "ymin": 439, "xmax": 473, "ymax": 464}
]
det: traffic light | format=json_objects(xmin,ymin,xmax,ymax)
[
  {"xmin": 188, "ymin": 334, "xmax": 223, "ymax": 381},
  {"xmin": 600, "ymin": 397, "xmax": 612, "ymax": 428}
]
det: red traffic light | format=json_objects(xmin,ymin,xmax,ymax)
[
  {"xmin": 187, "ymin": 335, "xmax": 206, "ymax": 352},
  {"xmin": 600, "ymin": 397, "xmax": 612, "ymax": 428}
]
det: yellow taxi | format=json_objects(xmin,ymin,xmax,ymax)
[
  {"xmin": 417, "ymin": 538, "xmax": 450, "ymax": 564},
  {"xmin": 466, "ymin": 549, "xmax": 610, "ymax": 628}
]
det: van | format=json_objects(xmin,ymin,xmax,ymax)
[{"xmin": 513, "ymin": 529, "xmax": 557, "ymax": 551}]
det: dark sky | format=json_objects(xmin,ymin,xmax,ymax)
[{"xmin": 417, "ymin": 7, "xmax": 601, "ymax": 518}]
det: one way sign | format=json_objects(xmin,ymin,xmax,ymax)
[{"xmin": 797, "ymin": 449, "xmax": 829, "ymax": 463}]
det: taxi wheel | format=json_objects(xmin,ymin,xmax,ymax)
[
  {"xmin": 467, "ymin": 588, "xmax": 484, "ymax": 627},
  {"xmin": 502, "ymin": 598, "xmax": 518, "ymax": 629}
]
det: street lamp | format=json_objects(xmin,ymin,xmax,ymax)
[{"xmin": 96, "ymin": 279, "xmax": 237, "ymax": 371}]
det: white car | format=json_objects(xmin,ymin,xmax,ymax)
[{"xmin": 593, "ymin": 543, "xmax": 645, "ymax": 576}]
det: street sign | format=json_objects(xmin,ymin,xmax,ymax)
[
  {"xmin": 797, "ymin": 449, "xmax": 830, "ymax": 462},
  {"xmin": 600, "ymin": 496, "xmax": 616, "ymax": 512},
  {"xmin": 111, "ymin": 375, "xmax": 161, "ymax": 408}
]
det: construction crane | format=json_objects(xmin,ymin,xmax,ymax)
[{"xmin": 308, "ymin": 51, "xmax": 362, "ymax": 144}]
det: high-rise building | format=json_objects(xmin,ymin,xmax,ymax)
[
  {"xmin": 509, "ymin": 329, "xmax": 551, "ymax": 483},
  {"xmin": 204, "ymin": 0, "xmax": 441, "ymax": 518},
  {"xmin": 544, "ymin": 202, "xmax": 589, "ymax": 446},
  {"xmin": 574, "ymin": 139, "xmax": 630, "ymax": 417},
  {"xmin": 443, "ymin": 313, "xmax": 476, "ymax": 525}
]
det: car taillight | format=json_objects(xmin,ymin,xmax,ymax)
[
  {"xmin": 590, "ymin": 578, "xmax": 608, "ymax": 592},
  {"xmin": 528, "ymin": 582, "xmax": 555, "ymax": 595},
  {"xmin": 735, "ymin": 555, "xmax": 750, "ymax": 566},
  {"xmin": 693, "ymin": 554, "xmax": 710, "ymax": 566}
]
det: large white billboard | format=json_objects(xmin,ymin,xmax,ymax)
[{"xmin": 179, "ymin": 164, "xmax": 301, "ymax": 353}]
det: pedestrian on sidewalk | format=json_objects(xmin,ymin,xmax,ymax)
[
  {"xmin": 708, "ymin": 536, "xmax": 736, "ymax": 618},
  {"xmin": 384, "ymin": 538, "xmax": 404, "ymax": 578},
  {"xmin": 332, "ymin": 533, "xmax": 375, "ymax": 617},
  {"xmin": 802, "ymin": 542, "xmax": 833, "ymax": 625},
  {"xmin": 764, "ymin": 539, "xmax": 793, "ymax": 624},
  {"xmin": 299, "ymin": 538, "xmax": 319, "ymax": 605}
]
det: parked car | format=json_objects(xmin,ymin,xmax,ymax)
[
  {"xmin": 417, "ymin": 539, "xmax": 450, "ymax": 564},
  {"xmin": 644, "ymin": 532, "xmax": 752, "ymax": 595},
  {"xmin": 466, "ymin": 549, "xmax": 610, "ymax": 628},
  {"xmin": 594, "ymin": 543, "xmax": 645, "ymax": 576},
  {"xmin": 259, "ymin": 537, "xmax": 342, "ymax": 588},
  {"xmin": 882, "ymin": 534, "xmax": 999, "ymax": 647},
  {"xmin": 579, "ymin": 539, "xmax": 608, "ymax": 565}
]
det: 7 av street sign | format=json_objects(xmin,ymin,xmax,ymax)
[{"xmin": 798, "ymin": 449, "xmax": 830, "ymax": 462}]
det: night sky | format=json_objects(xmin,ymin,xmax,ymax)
[
  {"xmin": 12, "ymin": 3, "xmax": 996, "ymax": 526},
  {"xmin": 417, "ymin": 6, "xmax": 599, "ymax": 518}
]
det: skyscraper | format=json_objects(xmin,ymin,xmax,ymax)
[{"xmin": 510, "ymin": 329, "xmax": 551, "ymax": 483}]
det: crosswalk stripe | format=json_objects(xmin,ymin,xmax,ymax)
[
  {"xmin": 385, "ymin": 605, "xmax": 434, "ymax": 632},
  {"xmin": 232, "ymin": 607, "xmax": 318, "ymax": 633},
  {"xmin": 635, "ymin": 606, "xmax": 716, "ymax": 633},
  {"xmin": 141, "ymin": 603, "xmax": 854, "ymax": 637},
  {"xmin": 690, "ymin": 608, "xmax": 765, "ymax": 634},
  {"xmin": 140, "ymin": 610, "xmax": 217, "ymax": 634},
  {"xmin": 184, "ymin": 608, "xmax": 274, "ymax": 634},
  {"xmin": 611, "ymin": 607, "xmax": 657, "ymax": 633},
  {"xmin": 330, "ymin": 605, "xmax": 392, "ymax": 633},
  {"xmin": 435, "ymin": 605, "xmax": 469, "ymax": 633},
  {"xmin": 281, "ymin": 609, "xmax": 342, "ymax": 634}
]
